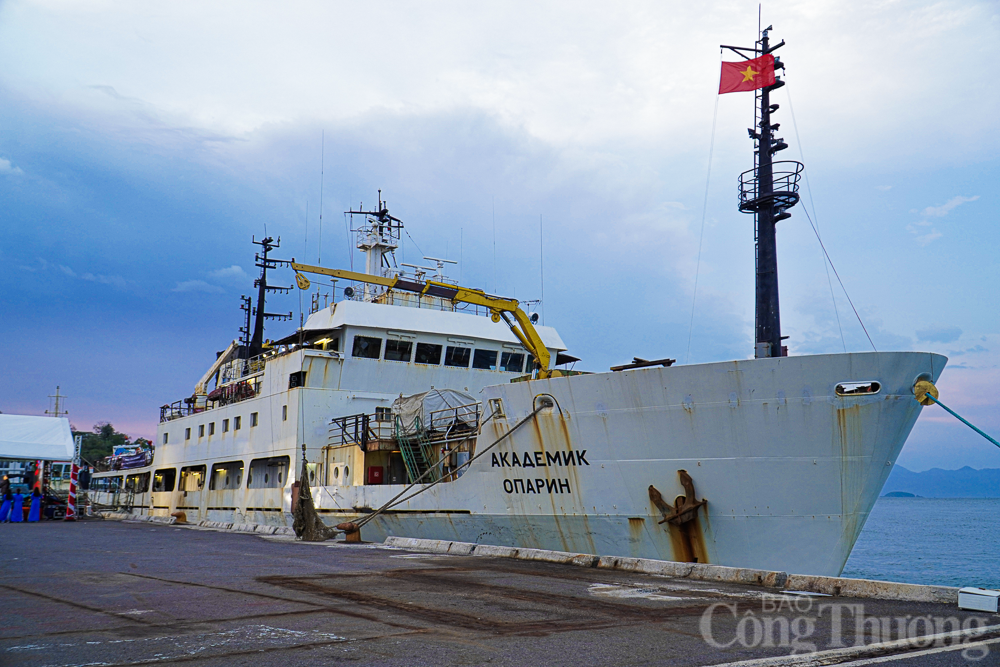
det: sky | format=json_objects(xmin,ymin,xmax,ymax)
[{"xmin": 0, "ymin": 0, "xmax": 997, "ymax": 471}]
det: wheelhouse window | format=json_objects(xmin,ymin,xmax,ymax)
[
  {"xmin": 198, "ymin": 424, "xmax": 205, "ymax": 438},
  {"xmin": 209, "ymin": 422, "xmax": 215, "ymax": 436},
  {"xmin": 501, "ymin": 352, "xmax": 526, "ymax": 372},
  {"xmin": 444, "ymin": 346, "xmax": 471, "ymax": 368},
  {"xmin": 250, "ymin": 412, "xmax": 258, "ymax": 427},
  {"xmin": 248, "ymin": 456, "xmax": 289, "ymax": 489},
  {"xmin": 352, "ymin": 336, "xmax": 382, "ymax": 359},
  {"xmin": 185, "ymin": 428, "xmax": 191, "ymax": 440},
  {"xmin": 209, "ymin": 461, "xmax": 244, "ymax": 490},
  {"xmin": 472, "ymin": 349, "xmax": 498, "ymax": 370},
  {"xmin": 223, "ymin": 419, "xmax": 230, "ymax": 433},
  {"xmin": 152, "ymin": 468, "xmax": 176, "ymax": 492},
  {"xmin": 415, "ymin": 342, "xmax": 442, "ymax": 365},
  {"xmin": 384, "ymin": 339, "xmax": 413, "ymax": 362}
]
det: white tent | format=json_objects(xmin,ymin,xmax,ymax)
[{"xmin": 0, "ymin": 414, "xmax": 75, "ymax": 461}]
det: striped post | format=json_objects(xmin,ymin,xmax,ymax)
[
  {"xmin": 65, "ymin": 435, "xmax": 81, "ymax": 521},
  {"xmin": 64, "ymin": 465, "xmax": 78, "ymax": 521}
]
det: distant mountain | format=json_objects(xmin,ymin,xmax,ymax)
[
  {"xmin": 882, "ymin": 466, "xmax": 1000, "ymax": 498},
  {"xmin": 883, "ymin": 491, "xmax": 919, "ymax": 498}
]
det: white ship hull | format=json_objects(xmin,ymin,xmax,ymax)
[
  {"xmin": 313, "ymin": 351, "xmax": 943, "ymax": 575},
  {"xmin": 96, "ymin": 349, "xmax": 943, "ymax": 577}
]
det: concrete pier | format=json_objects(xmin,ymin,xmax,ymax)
[{"xmin": 1, "ymin": 519, "xmax": 997, "ymax": 666}]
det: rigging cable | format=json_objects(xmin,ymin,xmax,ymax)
[
  {"xmin": 685, "ymin": 68, "xmax": 721, "ymax": 365},
  {"xmin": 405, "ymin": 228, "xmax": 426, "ymax": 260},
  {"xmin": 799, "ymin": 204, "xmax": 877, "ymax": 352},
  {"xmin": 784, "ymin": 84, "xmax": 847, "ymax": 353},
  {"xmin": 352, "ymin": 405, "xmax": 545, "ymax": 530}
]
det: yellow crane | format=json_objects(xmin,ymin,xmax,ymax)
[{"xmin": 289, "ymin": 262, "xmax": 554, "ymax": 378}]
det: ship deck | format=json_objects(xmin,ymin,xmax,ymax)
[{"xmin": 1, "ymin": 519, "xmax": 995, "ymax": 666}]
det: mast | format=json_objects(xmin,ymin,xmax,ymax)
[
  {"xmin": 347, "ymin": 190, "xmax": 403, "ymax": 301},
  {"xmin": 248, "ymin": 236, "xmax": 292, "ymax": 358},
  {"xmin": 733, "ymin": 25, "xmax": 803, "ymax": 358}
]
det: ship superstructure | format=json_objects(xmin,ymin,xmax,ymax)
[{"xmin": 91, "ymin": 28, "xmax": 946, "ymax": 577}]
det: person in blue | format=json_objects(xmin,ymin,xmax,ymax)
[
  {"xmin": 28, "ymin": 488, "xmax": 42, "ymax": 522},
  {"xmin": 10, "ymin": 491, "xmax": 24, "ymax": 523},
  {"xmin": 0, "ymin": 494, "xmax": 11, "ymax": 523}
]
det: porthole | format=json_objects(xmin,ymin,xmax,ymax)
[
  {"xmin": 334, "ymin": 467, "xmax": 340, "ymax": 479},
  {"xmin": 344, "ymin": 466, "xmax": 349, "ymax": 481},
  {"xmin": 836, "ymin": 381, "xmax": 881, "ymax": 396}
]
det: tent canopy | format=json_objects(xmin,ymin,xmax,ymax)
[
  {"xmin": 392, "ymin": 389, "xmax": 480, "ymax": 437},
  {"xmin": 0, "ymin": 415, "xmax": 74, "ymax": 461}
]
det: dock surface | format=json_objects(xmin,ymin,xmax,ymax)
[{"xmin": 1, "ymin": 520, "xmax": 997, "ymax": 666}]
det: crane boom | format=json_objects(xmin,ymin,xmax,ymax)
[{"xmin": 289, "ymin": 261, "xmax": 553, "ymax": 377}]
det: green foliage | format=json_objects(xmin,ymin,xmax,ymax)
[{"xmin": 75, "ymin": 421, "xmax": 131, "ymax": 464}]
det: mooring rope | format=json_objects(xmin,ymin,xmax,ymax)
[
  {"xmin": 924, "ymin": 393, "xmax": 1000, "ymax": 450},
  {"xmin": 353, "ymin": 403, "xmax": 547, "ymax": 531}
]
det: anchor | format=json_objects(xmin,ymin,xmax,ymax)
[{"xmin": 649, "ymin": 470, "xmax": 707, "ymax": 526}]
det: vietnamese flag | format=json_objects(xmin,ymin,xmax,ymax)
[{"xmin": 719, "ymin": 54, "xmax": 775, "ymax": 94}]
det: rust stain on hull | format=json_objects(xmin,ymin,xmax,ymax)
[
  {"xmin": 666, "ymin": 513, "xmax": 708, "ymax": 564},
  {"xmin": 836, "ymin": 403, "xmax": 865, "ymax": 546}
]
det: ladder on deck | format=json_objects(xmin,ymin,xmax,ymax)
[{"xmin": 394, "ymin": 416, "xmax": 440, "ymax": 484}]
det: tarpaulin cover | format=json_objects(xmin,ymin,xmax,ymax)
[
  {"xmin": 0, "ymin": 415, "xmax": 74, "ymax": 461},
  {"xmin": 392, "ymin": 389, "xmax": 479, "ymax": 437}
]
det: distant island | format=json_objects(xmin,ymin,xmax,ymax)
[{"xmin": 881, "ymin": 466, "xmax": 1000, "ymax": 498}]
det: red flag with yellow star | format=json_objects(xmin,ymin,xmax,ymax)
[{"xmin": 719, "ymin": 54, "xmax": 775, "ymax": 94}]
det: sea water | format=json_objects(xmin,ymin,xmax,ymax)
[{"xmin": 841, "ymin": 497, "xmax": 1000, "ymax": 588}]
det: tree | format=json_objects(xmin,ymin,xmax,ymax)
[{"xmin": 75, "ymin": 422, "xmax": 132, "ymax": 465}]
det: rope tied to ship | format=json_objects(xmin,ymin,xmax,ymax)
[
  {"xmin": 341, "ymin": 396, "xmax": 554, "ymax": 536},
  {"xmin": 293, "ymin": 443, "xmax": 339, "ymax": 541},
  {"xmin": 914, "ymin": 380, "xmax": 1000, "ymax": 450}
]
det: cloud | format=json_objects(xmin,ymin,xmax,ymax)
[
  {"xmin": 916, "ymin": 324, "xmax": 962, "ymax": 343},
  {"xmin": 0, "ymin": 157, "xmax": 23, "ymax": 175},
  {"xmin": 208, "ymin": 265, "xmax": 248, "ymax": 283},
  {"xmin": 950, "ymin": 344, "xmax": 988, "ymax": 357},
  {"xmin": 81, "ymin": 272, "xmax": 127, "ymax": 290},
  {"xmin": 19, "ymin": 258, "xmax": 126, "ymax": 289},
  {"xmin": 921, "ymin": 195, "xmax": 979, "ymax": 217},
  {"xmin": 876, "ymin": 185, "xmax": 892, "ymax": 191},
  {"xmin": 914, "ymin": 230, "xmax": 942, "ymax": 246},
  {"xmin": 172, "ymin": 279, "xmax": 223, "ymax": 294},
  {"xmin": 907, "ymin": 195, "xmax": 981, "ymax": 244}
]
